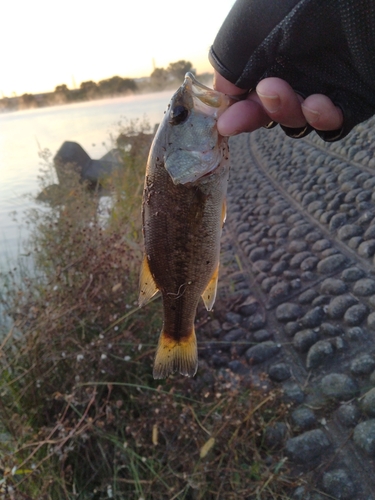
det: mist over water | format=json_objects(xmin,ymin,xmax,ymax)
[{"xmin": 0, "ymin": 91, "xmax": 171, "ymax": 267}]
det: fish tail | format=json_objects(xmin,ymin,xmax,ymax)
[{"xmin": 153, "ymin": 329, "xmax": 198, "ymax": 379}]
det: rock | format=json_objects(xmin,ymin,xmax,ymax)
[
  {"xmin": 312, "ymin": 295, "xmax": 331, "ymax": 306},
  {"xmin": 211, "ymin": 354, "xmax": 229, "ymax": 368},
  {"xmin": 269, "ymin": 282, "xmax": 292, "ymax": 303},
  {"xmin": 341, "ymin": 267, "xmax": 366, "ymax": 282},
  {"xmin": 243, "ymin": 312, "xmax": 266, "ymax": 331},
  {"xmin": 361, "ymin": 388, "xmax": 375, "ymax": 417},
  {"xmin": 306, "ymin": 341, "xmax": 334, "ymax": 369},
  {"xmin": 291, "ymin": 408, "xmax": 316, "ymax": 430},
  {"xmin": 358, "ymin": 239, "xmax": 375, "ymax": 257},
  {"xmin": 256, "ymin": 260, "xmax": 273, "ymax": 273},
  {"xmin": 326, "ymin": 294, "xmax": 358, "ymax": 319},
  {"xmin": 353, "ymin": 420, "xmax": 375, "ymax": 455},
  {"xmin": 322, "ymin": 469, "xmax": 356, "ymax": 500},
  {"xmin": 268, "ymin": 363, "xmax": 291, "ymax": 382},
  {"xmin": 299, "ymin": 306, "xmax": 325, "ymax": 328},
  {"xmin": 317, "ymin": 254, "xmax": 348, "ymax": 274},
  {"xmin": 346, "ymin": 326, "xmax": 368, "ymax": 341},
  {"xmin": 288, "ymin": 224, "xmax": 312, "ymax": 239},
  {"xmin": 249, "ymin": 247, "xmax": 266, "ymax": 262},
  {"xmin": 320, "ymin": 278, "xmax": 347, "ymax": 295},
  {"xmin": 263, "ymin": 422, "xmax": 287, "ymax": 450},
  {"xmin": 350, "ymin": 354, "xmax": 375, "ymax": 375},
  {"xmin": 364, "ymin": 224, "xmax": 375, "ymax": 240},
  {"xmin": 271, "ymin": 261, "xmax": 288, "ymax": 275},
  {"xmin": 237, "ymin": 297, "xmax": 259, "ymax": 316},
  {"xmin": 288, "ymin": 240, "xmax": 308, "ymax": 253},
  {"xmin": 228, "ymin": 360, "xmax": 250, "ymax": 375},
  {"xmin": 319, "ymin": 323, "xmax": 342, "ymax": 337},
  {"xmin": 285, "ymin": 429, "xmax": 331, "ymax": 464},
  {"xmin": 336, "ymin": 404, "xmax": 361, "ymax": 427},
  {"xmin": 282, "ymin": 382, "xmax": 305, "ymax": 404},
  {"xmin": 353, "ymin": 278, "xmax": 375, "ymax": 296},
  {"xmin": 344, "ymin": 303, "xmax": 368, "ymax": 326},
  {"xmin": 261, "ymin": 276, "xmax": 278, "ymax": 292},
  {"xmin": 253, "ymin": 329, "xmax": 273, "ymax": 342},
  {"xmin": 337, "ymin": 224, "xmax": 363, "ymax": 240},
  {"xmin": 300, "ymin": 256, "xmax": 319, "ymax": 271},
  {"xmin": 225, "ymin": 312, "xmax": 242, "ymax": 325},
  {"xmin": 329, "ymin": 213, "xmax": 347, "ymax": 230},
  {"xmin": 222, "ymin": 328, "xmax": 247, "ymax": 351},
  {"xmin": 312, "ymin": 239, "xmax": 331, "ymax": 252},
  {"xmin": 276, "ymin": 303, "xmax": 303, "ymax": 322},
  {"xmin": 245, "ymin": 341, "xmax": 280, "ymax": 365},
  {"xmin": 54, "ymin": 141, "xmax": 124, "ymax": 184},
  {"xmin": 367, "ymin": 312, "xmax": 375, "ymax": 330},
  {"xmin": 299, "ymin": 289, "xmax": 319, "ymax": 304},
  {"xmin": 294, "ymin": 329, "xmax": 319, "ymax": 353},
  {"xmin": 320, "ymin": 373, "xmax": 360, "ymax": 401},
  {"xmin": 290, "ymin": 251, "xmax": 312, "ymax": 268}
]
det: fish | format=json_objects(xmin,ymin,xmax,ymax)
[{"xmin": 138, "ymin": 72, "xmax": 231, "ymax": 379}]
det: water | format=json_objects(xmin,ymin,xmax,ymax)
[{"xmin": 0, "ymin": 91, "xmax": 171, "ymax": 267}]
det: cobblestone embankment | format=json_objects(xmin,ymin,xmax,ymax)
[{"xmin": 201, "ymin": 118, "xmax": 375, "ymax": 499}]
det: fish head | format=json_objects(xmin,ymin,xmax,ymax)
[{"xmin": 163, "ymin": 72, "xmax": 230, "ymax": 185}]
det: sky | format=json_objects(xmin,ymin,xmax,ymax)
[{"xmin": 1, "ymin": 0, "xmax": 236, "ymax": 97}]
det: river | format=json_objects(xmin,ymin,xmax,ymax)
[{"xmin": 0, "ymin": 91, "xmax": 171, "ymax": 268}]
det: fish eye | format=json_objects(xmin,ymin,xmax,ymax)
[{"xmin": 169, "ymin": 105, "xmax": 189, "ymax": 125}]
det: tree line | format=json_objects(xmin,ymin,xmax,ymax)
[{"xmin": 0, "ymin": 60, "xmax": 211, "ymax": 112}]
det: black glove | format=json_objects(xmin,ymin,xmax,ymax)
[{"xmin": 209, "ymin": 0, "xmax": 375, "ymax": 141}]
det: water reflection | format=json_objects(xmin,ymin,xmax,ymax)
[{"xmin": 0, "ymin": 91, "xmax": 170, "ymax": 266}]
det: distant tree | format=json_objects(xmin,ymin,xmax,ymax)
[
  {"xmin": 19, "ymin": 93, "xmax": 37, "ymax": 109},
  {"xmin": 54, "ymin": 84, "xmax": 71, "ymax": 103},
  {"xmin": 150, "ymin": 67, "xmax": 169, "ymax": 91},
  {"xmin": 98, "ymin": 76, "xmax": 137, "ymax": 96},
  {"xmin": 55, "ymin": 84, "xmax": 69, "ymax": 93},
  {"xmin": 167, "ymin": 60, "xmax": 194, "ymax": 82},
  {"xmin": 80, "ymin": 80, "xmax": 100, "ymax": 100}
]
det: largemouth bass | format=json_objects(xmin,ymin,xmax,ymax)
[{"xmin": 139, "ymin": 73, "xmax": 231, "ymax": 379}]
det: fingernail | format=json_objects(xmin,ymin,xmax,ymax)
[
  {"xmin": 257, "ymin": 92, "xmax": 281, "ymax": 113},
  {"xmin": 301, "ymin": 104, "xmax": 320, "ymax": 125}
]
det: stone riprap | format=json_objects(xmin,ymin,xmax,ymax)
[{"xmin": 198, "ymin": 117, "xmax": 375, "ymax": 499}]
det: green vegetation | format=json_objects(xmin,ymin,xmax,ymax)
[{"xmin": 0, "ymin": 119, "xmax": 298, "ymax": 499}]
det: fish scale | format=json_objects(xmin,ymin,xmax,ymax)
[{"xmin": 138, "ymin": 73, "xmax": 231, "ymax": 379}]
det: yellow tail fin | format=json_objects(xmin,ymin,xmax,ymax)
[{"xmin": 153, "ymin": 329, "xmax": 198, "ymax": 379}]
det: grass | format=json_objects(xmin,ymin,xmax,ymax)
[{"xmin": 0, "ymin": 118, "xmax": 299, "ymax": 499}]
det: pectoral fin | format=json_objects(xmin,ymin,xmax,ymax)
[
  {"xmin": 221, "ymin": 198, "xmax": 227, "ymax": 227},
  {"xmin": 201, "ymin": 265, "xmax": 219, "ymax": 311},
  {"xmin": 138, "ymin": 256, "xmax": 159, "ymax": 306}
]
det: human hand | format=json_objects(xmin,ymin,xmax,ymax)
[
  {"xmin": 214, "ymin": 71, "xmax": 343, "ymax": 138},
  {"xmin": 210, "ymin": 0, "xmax": 375, "ymax": 141}
]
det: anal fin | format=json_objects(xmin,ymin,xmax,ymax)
[
  {"xmin": 138, "ymin": 255, "xmax": 159, "ymax": 307},
  {"xmin": 153, "ymin": 329, "xmax": 197, "ymax": 379},
  {"xmin": 201, "ymin": 264, "xmax": 219, "ymax": 311}
]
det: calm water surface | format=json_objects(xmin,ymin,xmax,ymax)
[{"xmin": 0, "ymin": 91, "xmax": 171, "ymax": 267}]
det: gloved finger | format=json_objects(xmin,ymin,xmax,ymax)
[
  {"xmin": 216, "ymin": 95, "xmax": 270, "ymax": 136},
  {"xmin": 302, "ymin": 94, "xmax": 344, "ymax": 131},
  {"xmin": 256, "ymin": 78, "xmax": 307, "ymax": 129}
]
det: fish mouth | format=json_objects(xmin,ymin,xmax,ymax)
[
  {"xmin": 183, "ymin": 72, "xmax": 230, "ymax": 117},
  {"xmin": 164, "ymin": 74, "xmax": 230, "ymax": 185}
]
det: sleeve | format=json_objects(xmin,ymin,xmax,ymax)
[{"xmin": 209, "ymin": 0, "xmax": 375, "ymax": 141}]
